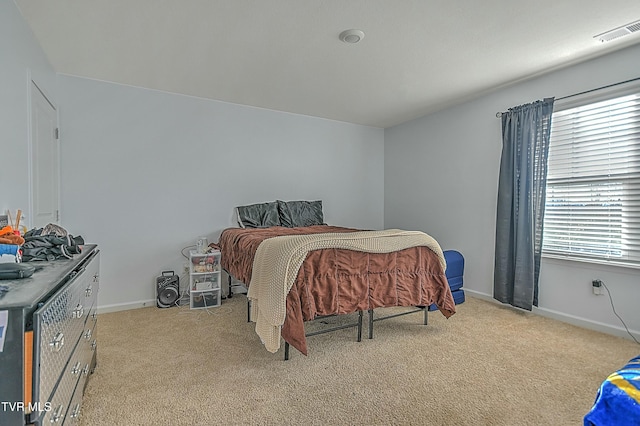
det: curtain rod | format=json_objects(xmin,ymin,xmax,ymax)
[{"xmin": 495, "ymin": 76, "xmax": 640, "ymax": 118}]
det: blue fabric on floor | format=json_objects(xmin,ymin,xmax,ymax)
[{"xmin": 584, "ymin": 355, "xmax": 640, "ymax": 426}]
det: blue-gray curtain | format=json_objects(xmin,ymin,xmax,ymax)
[{"xmin": 494, "ymin": 98, "xmax": 554, "ymax": 311}]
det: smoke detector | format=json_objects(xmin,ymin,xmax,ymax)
[
  {"xmin": 339, "ymin": 29, "xmax": 365, "ymax": 44},
  {"xmin": 594, "ymin": 19, "xmax": 640, "ymax": 43}
]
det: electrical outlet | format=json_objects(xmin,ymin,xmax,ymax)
[{"xmin": 592, "ymin": 279, "xmax": 603, "ymax": 295}]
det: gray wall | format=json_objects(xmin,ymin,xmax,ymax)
[
  {"xmin": 57, "ymin": 75, "xmax": 384, "ymax": 310},
  {"xmin": 384, "ymin": 43, "xmax": 640, "ymax": 340},
  {"xmin": 0, "ymin": 0, "xmax": 57, "ymax": 220}
]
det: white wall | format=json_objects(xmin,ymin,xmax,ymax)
[
  {"xmin": 57, "ymin": 75, "xmax": 384, "ymax": 310},
  {"xmin": 5, "ymin": 0, "xmax": 638, "ymax": 339},
  {"xmin": 0, "ymin": 0, "xmax": 57, "ymax": 221},
  {"xmin": 384, "ymin": 43, "xmax": 640, "ymax": 341}
]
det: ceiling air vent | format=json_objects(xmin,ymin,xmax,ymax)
[{"xmin": 594, "ymin": 19, "xmax": 640, "ymax": 43}]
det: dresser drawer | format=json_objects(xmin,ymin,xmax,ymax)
[
  {"xmin": 64, "ymin": 319, "xmax": 98, "ymax": 426},
  {"xmin": 81, "ymin": 253, "xmax": 100, "ymax": 324},
  {"xmin": 41, "ymin": 315, "xmax": 97, "ymax": 425},
  {"xmin": 39, "ymin": 342, "xmax": 84, "ymax": 425}
]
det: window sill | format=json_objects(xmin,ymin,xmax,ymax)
[{"xmin": 541, "ymin": 253, "xmax": 640, "ymax": 272}]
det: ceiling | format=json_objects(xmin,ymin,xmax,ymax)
[{"xmin": 14, "ymin": 0, "xmax": 640, "ymax": 128}]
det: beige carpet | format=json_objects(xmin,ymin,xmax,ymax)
[{"xmin": 79, "ymin": 295, "xmax": 639, "ymax": 426}]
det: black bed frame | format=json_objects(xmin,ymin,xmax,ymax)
[{"xmin": 226, "ymin": 271, "xmax": 429, "ymax": 360}]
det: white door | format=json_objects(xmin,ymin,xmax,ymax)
[{"xmin": 30, "ymin": 81, "xmax": 60, "ymax": 229}]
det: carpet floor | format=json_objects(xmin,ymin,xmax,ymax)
[{"xmin": 78, "ymin": 295, "xmax": 639, "ymax": 425}]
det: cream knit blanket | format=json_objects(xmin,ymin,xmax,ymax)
[{"xmin": 247, "ymin": 229, "xmax": 445, "ymax": 353}]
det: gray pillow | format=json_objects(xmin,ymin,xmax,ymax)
[
  {"xmin": 236, "ymin": 202, "xmax": 281, "ymax": 228},
  {"xmin": 277, "ymin": 200, "xmax": 324, "ymax": 227}
]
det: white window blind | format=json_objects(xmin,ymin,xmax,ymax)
[{"xmin": 543, "ymin": 87, "xmax": 640, "ymax": 267}]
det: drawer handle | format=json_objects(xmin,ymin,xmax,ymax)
[
  {"xmin": 82, "ymin": 363, "xmax": 90, "ymax": 376},
  {"xmin": 49, "ymin": 333, "xmax": 64, "ymax": 352},
  {"xmin": 71, "ymin": 361, "xmax": 81, "ymax": 376},
  {"xmin": 92, "ymin": 312, "xmax": 98, "ymax": 320},
  {"xmin": 91, "ymin": 339, "xmax": 97, "ymax": 351},
  {"xmin": 50, "ymin": 404, "xmax": 64, "ymax": 423},
  {"xmin": 85, "ymin": 286, "xmax": 93, "ymax": 297},
  {"xmin": 72, "ymin": 304, "xmax": 84, "ymax": 319},
  {"xmin": 93, "ymin": 273, "xmax": 99, "ymax": 283},
  {"xmin": 70, "ymin": 403, "xmax": 81, "ymax": 419},
  {"xmin": 84, "ymin": 329, "xmax": 92, "ymax": 340}
]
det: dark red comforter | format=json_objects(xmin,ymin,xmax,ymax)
[{"xmin": 217, "ymin": 225, "xmax": 455, "ymax": 355}]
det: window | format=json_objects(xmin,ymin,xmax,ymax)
[{"xmin": 542, "ymin": 84, "xmax": 640, "ymax": 267}]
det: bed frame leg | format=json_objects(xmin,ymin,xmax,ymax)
[
  {"xmin": 247, "ymin": 300, "xmax": 251, "ymax": 322},
  {"xmin": 368, "ymin": 309, "xmax": 374, "ymax": 339},
  {"xmin": 357, "ymin": 311, "xmax": 363, "ymax": 342},
  {"xmin": 284, "ymin": 342, "xmax": 290, "ymax": 361},
  {"xmin": 424, "ymin": 307, "xmax": 428, "ymax": 325},
  {"xmin": 227, "ymin": 273, "xmax": 233, "ymax": 298}
]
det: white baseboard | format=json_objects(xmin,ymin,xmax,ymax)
[
  {"xmin": 97, "ymin": 299, "xmax": 156, "ymax": 314},
  {"xmin": 463, "ymin": 289, "xmax": 640, "ymax": 342},
  {"xmin": 96, "ymin": 284, "xmax": 245, "ymax": 314},
  {"xmin": 463, "ymin": 289, "xmax": 497, "ymax": 303},
  {"xmin": 96, "ymin": 288, "xmax": 639, "ymax": 342}
]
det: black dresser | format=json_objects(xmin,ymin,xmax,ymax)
[{"xmin": 0, "ymin": 245, "xmax": 99, "ymax": 425}]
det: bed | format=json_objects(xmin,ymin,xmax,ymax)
[{"xmin": 216, "ymin": 200, "xmax": 456, "ymax": 357}]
